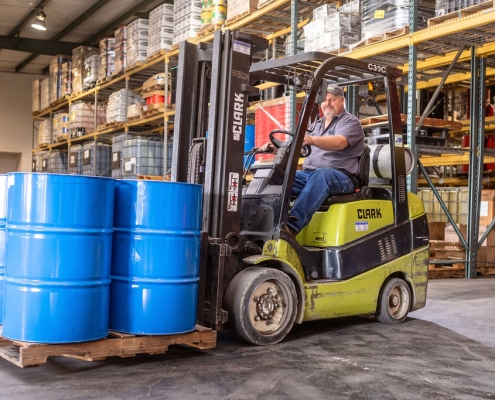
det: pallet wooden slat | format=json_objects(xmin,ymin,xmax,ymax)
[
  {"xmin": 350, "ymin": 27, "xmax": 409, "ymax": 50},
  {"xmin": 0, "ymin": 326, "xmax": 216, "ymax": 368}
]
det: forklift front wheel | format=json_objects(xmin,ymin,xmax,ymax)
[
  {"xmin": 224, "ymin": 267, "xmax": 297, "ymax": 346},
  {"xmin": 375, "ymin": 277, "xmax": 411, "ymax": 324}
]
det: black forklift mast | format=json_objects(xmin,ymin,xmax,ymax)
[{"xmin": 171, "ymin": 30, "xmax": 269, "ymax": 327}]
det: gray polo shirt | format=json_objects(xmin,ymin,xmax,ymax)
[{"xmin": 302, "ymin": 110, "xmax": 364, "ymax": 175}]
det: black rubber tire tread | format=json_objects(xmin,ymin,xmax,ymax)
[
  {"xmin": 376, "ymin": 277, "xmax": 412, "ymax": 324},
  {"xmin": 224, "ymin": 267, "xmax": 297, "ymax": 346}
]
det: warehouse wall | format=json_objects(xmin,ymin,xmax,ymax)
[{"xmin": 0, "ymin": 72, "xmax": 43, "ymax": 172}]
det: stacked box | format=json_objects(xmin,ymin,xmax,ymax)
[
  {"xmin": 127, "ymin": 19, "xmax": 149, "ymax": 67},
  {"xmin": 72, "ymin": 46, "xmax": 97, "ymax": 94},
  {"xmin": 40, "ymin": 78, "xmax": 50, "ymax": 110},
  {"xmin": 70, "ymin": 101, "xmax": 106, "ymax": 137},
  {"xmin": 49, "ymin": 150, "xmax": 68, "ymax": 174},
  {"xmin": 114, "ymin": 26, "xmax": 127, "ymax": 75},
  {"xmin": 68, "ymin": 144, "xmax": 83, "ymax": 175},
  {"xmin": 148, "ymin": 3, "xmax": 174, "ymax": 55},
  {"xmin": 313, "ymin": 3, "xmax": 338, "ymax": 19},
  {"xmin": 98, "ymin": 37, "xmax": 115, "ymax": 80},
  {"xmin": 61, "ymin": 61, "xmax": 72, "ymax": 96},
  {"xmin": 106, "ymin": 88, "xmax": 143, "ymax": 123},
  {"xmin": 82, "ymin": 142, "xmax": 112, "ymax": 177},
  {"xmin": 53, "ymin": 112, "xmax": 70, "ymax": 141},
  {"xmin": 362, "ymin": 0, "xmax": 434, "ymax": 40},
  {"xmin": 173, "ymin": 0, "xmax": 202, "ymax": 44},
  {"xmin": 32, "ymin": 152, "xmax": 47, "ymax": 172},
  {"xmin": 122, "ymin": 137, "xmax": 164, "ymax": 177},
  {"xmin": 304, "ymin": 2, "xmax": 361, "ymax": 53},
  {"xmin": 49, "ymin": 55, "xmax": 71, "ymax": 103},
  {"xmin": 227, "ymin": 0, "xmax": 257, "ymax": 20},
  {"xmin": 435, "ymin": 0, "xmax": 487, "ymax": 15},
  {"xmin": 83, "ymin": 53, "xmax": 100, "ymax": 90},
  {"xmin": 38, "ymin": 119, "xmax": 53, "ymax": 146},
  {"xmin": 32, "ymin": 79, "xmax": 41, "ymax": 113}
]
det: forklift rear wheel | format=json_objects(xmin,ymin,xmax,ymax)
[
  {"xmin": 224, "ymin": 267, "xmax": 297, "ymax": 345},
  {"xmin": 376, "ymin": 277, "xmax": 411, "ymax": 324}
]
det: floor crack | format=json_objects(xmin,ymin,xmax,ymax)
[{"xmin": 141, "ymin": 367, "xmax": 175, "ymax": 399}]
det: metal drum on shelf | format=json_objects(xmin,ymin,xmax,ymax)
[
  {"xmin": 0, "ymin": 175, "xmax": 7, "ymax": 324},
  {"xmin": 110, "ymin": 180, "xmax": 203, "ymax": 335},
  {"xmin": 3, "ymin": 173, "xmax": 115, "ymax": 343}
]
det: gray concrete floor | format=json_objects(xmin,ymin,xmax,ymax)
[{"xmin": 1, "ymin": 277, "xmax": 495, "ymax": 400}]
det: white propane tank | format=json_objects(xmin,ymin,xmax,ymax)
[{"xmin": 368, "ymin": 144, "xmax": 415, "ymax": 179}]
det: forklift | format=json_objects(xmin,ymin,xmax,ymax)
[{"xmin": 171, "ymin": 30, "xmax": 429, "ymax": 345}]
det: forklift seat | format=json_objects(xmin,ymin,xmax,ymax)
[{"xmin": 318, "ymin": 146, "xmax": 372, "ymax": 211}]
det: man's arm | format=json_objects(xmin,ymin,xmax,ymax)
[{"xmin": 303, "ymin": 134, "xmax": 348, "ymax": 151}]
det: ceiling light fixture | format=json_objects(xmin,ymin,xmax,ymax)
[{"xmin": 31, "ymin": 11, "xmax": 47, "ymax": 31}]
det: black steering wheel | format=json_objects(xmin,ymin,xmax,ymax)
[{"xmin": 268, "ymin": 129, "xmax": 312, "ymax": 158}]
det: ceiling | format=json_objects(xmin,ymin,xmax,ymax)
[{"xmin": 0, "ymin": 0, "xmax": 168, "ymax": 74}]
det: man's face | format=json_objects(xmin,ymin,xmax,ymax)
[{"xmin": 321, "ymin": 92, "xmax": 344, "ymax": 118}]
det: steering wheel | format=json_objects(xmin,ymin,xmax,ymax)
[{"xmin": 268, "ymin": 129, "xmax": 312, "ymax": 158}]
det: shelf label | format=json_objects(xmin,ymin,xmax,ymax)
[{"xmin": 374, "ymin": 10, "xmax": 385, "ymax": 18}]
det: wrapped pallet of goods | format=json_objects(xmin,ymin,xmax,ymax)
[
  {"xmin": 72, "ymin": 46, "xmax": 97, "ymax": 94},
  {"xmin": 70, "ymin": 101, "xmax": 106, "ymax": 137},
  {"xmin": 40, "ymin": 78, "xmax": 50, "ymax": 110},
  {"xmin": 106, "ymin": 88, "xmax": 143, "ymax": 123},
  {"xmin": 435, "ymin": 0, "xmax": 488, "ymax": 16},
  {"xmin": 83, "ymin": 53, "xmax": 100, "ymax": 91},
  {"xmin": 147, "ymin": 3, "xmax": 174, "ymax": 56},
  {"xmin": 304, "ymin": 2, "xmax": 360, "ymax": 53},
  {"xmin": 127, "ymin": 18, "xmax": 149, "ymax": 67},
  {"xmin": 226, "ymin": 0, "xmax": 257, "ymax": 22},
  {"xmin": 32, "ymin": 79, "xmax": 41, "ymax": 113},
  {"xmin": 362, "ymin": 0, "xmax": 434, "ymax": 40},
  {"xmin": 61, "ymin": 60, "xmax": 72, "ymax": 96},
  {"xmin": 173, "ymin": 0, "xmax": 202, "ymax": 45},
  {"xmin": 53, "ymin": 112, "xmax": 70, "ymax": 142},
  {"xmin": 98, "ymin": 37, "xmax": 115, "ymax": 81},
  {"xmin": 38, "ymin": 119, "xmax": 53, "ymax": 146},
  {"xmin": 113, "ymin": 26, "xmax": 127, "ymax": 75},
  {"xmin": 49, "ymin": 55, "xmax": 71, "ymax": 103}
]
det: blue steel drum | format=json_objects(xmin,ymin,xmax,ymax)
[
  {"xmin": 244, "ymin": 124, "xmax": 255, "ymax": 168},
  {"xmin": 110, "ymin": 180, "xmax": 202, "ymax": 335},
  {"xmin": 3, "ymin": 173, "xmax": 115, "ymax": 343},
  {"xmin": 0, "ymin": 175, "xmax": 7, "ymax": 324}
]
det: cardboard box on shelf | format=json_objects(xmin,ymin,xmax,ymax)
[
  {"xmin": 480, "ymin": 190, "xmax": 495, "ymax": 226},
  {"xmin": 228, "ymin": 0, "xmax": 258, "ymax": 20},
  {"xmin": 444, "ymin": 223, "xmax": 495, "ymax": 247},
  {"xmin": 428, "ymin": 222, "xmax": 446, "ymax": 240}
]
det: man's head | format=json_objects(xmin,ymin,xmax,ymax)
[{"xmin": 321, "ymin": 85, "xmax": 345, "ymax": 118}]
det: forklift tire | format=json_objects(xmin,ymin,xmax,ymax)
[
  {"xmin": 375, "ymin": 277, "xmax": 411, "ymax": 324},
  {"xmin": 224, "ymin": 267, "xmax": 297, "ymax": 346}
]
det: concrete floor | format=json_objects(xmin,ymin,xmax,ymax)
[{"xmin": 1, "ymin": 277, "xmax": 495, "ymax": 400}]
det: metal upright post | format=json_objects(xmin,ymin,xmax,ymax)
[
  {"xmin": 346, "ymin": 85, "xmax": 359, "ymax": 117},
  {"xmin": 407, "ymin": 0, "xmax": 418, "ymax": 193},
  {"xmin": 466, "ymin": 50, "xmax": 486, "ymax": 279},
  {"xmin": 289, "ymin": 0, "xmax": 298, "ymax": 133}
]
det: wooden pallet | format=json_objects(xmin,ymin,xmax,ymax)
[
  {"xmin": 359, "ymin": 114, "xmax": 462, "ymax": 130},
  {"xmin": 428, "ymin": 267, "xmax": 465, "ymax": 279},
  {"xmin": 127, "ymin": 114, "xmax": 142, "ymax": 123},
  {"xmin": 125, "ymin": 61, "xmax": 145, "ymax": 73},
  {"xmin": 142, "ymin": 84, "xmax": 165, "ymax": 93},
  {"xmin": 196, "ymin": 23, "xmax": 223, "ymax": 39},
  {"xmin": 146, "ymin": 49, "xmax": 167, "ymax": 62},
  {"xmin": 428, "ymin": 0, "xmax": 495, "ymax": 27},
  {"xmin": 38, "ymin": 143, "xmax": 49, "ymax": 148},
  {"xmin": 350, "ymin": 27, "xmax": 409, "ymax": 50},
  {"xmin": 142, "ymin": 106, "xmax": 165, "ymax": 118},
  {"xmin": 137, "ymin": 175, "xmax": 165, "ymax": 181},
  {"xmin": 0, "ymin": 326, "xmax": 216, "ymax": 368},
  {"xmin": 97, "ymin": 77, "xmax": 110, "ymax": 85},
  {"xmin": 97, "ymin": 121, "xmax": 124, "ymax": 131},
  {"xmin": 56, "ymin": 135, "xmax": 69, "ymax": 142},
  {"xmin": 50, "ymin": 95, "xmax": 69, "ymax": 107}
]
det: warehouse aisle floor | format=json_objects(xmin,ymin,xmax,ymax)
[{"xmin": 1, "ymin": 277, "xmax": 495, "ymax": 400}]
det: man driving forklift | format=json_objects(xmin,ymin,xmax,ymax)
[{"xmin": 260, "ymin": 84, "xmax": 364, "ymax": 237}]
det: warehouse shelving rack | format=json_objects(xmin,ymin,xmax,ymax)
[{"xmin": 30, "ymin": 0, "xmax": 495, "ymax": 277}]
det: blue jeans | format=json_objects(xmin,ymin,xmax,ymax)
[{"xmin": 287, "ymin": 168, "xmax": 355, "ymax": 233}]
